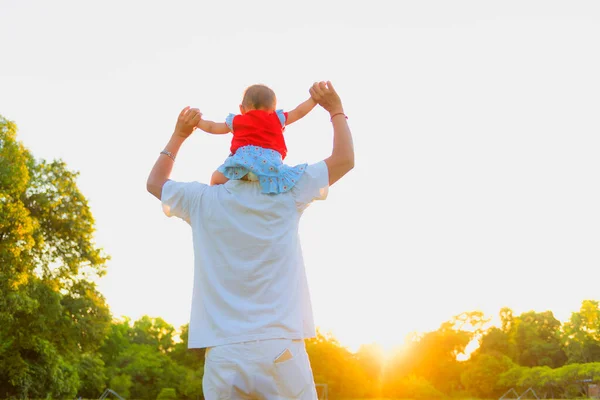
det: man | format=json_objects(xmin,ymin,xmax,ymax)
[{"xmin": 147, "ymin": 81, "xmax": 354, "ymax": 399}]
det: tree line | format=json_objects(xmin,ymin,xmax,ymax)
[
  {"xmin": 308, "ymin": 303, "xmax": 600, "ymax": 400},
  {"xmin": 2, "ymin": 115, "xmax": 599, "ymax": 399}
]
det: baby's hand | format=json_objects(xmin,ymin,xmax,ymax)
[
  {"xmin": 195, "ymin": 115, "xmax": 230, "ymax": 134},
  {"xmin": 195, "ymin": 111, "xmax": 204, "ymax": 127}
]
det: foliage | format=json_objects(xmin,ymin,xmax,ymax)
[
  {"xmin": 100, "ymin": 318, "xmax": 191, "ymax": 400},
  {"xmin": 109, "ymin": 374, "xmax": 132, "ymax": 399},
  {"xmin": 461, "ymin": 352, "xmax": 516, "ymax": 398},
  {"xmin": 306, "ymin": 330, "xmax": 372, "ymax": 399},
  {"xmin": 0, "ymin": 115, "xmax": 110, "ymax": 399},
  {"xmin": 562, "ymin": 300, "xmax": 600, "ymax": 363},
  {"xmin": 389, "ymin": 374, "xmax": 445, "ymax": 399},
  {"xmin": 132, "ymin": 316, "xmax": 177, "ymax": 353},
  {"xmin": 76, "ymin": 353, "xmax": 107, "ymax": 398},
  {"xmin": 383, "ymin": 311, "xmax": 486, "ymax": 396},
  {"xmin": 499, "ymin": 362, "xmax": 600, "ymax": 399},
  {"xmin": 156, "ymin": 387, "xmax": 177, "ymax": 400}
]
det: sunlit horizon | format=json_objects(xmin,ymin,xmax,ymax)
[{"xmin": 105, "ymin": 298, "xmax": 588, "ymax": 355}]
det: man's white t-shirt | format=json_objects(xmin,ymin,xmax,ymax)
[{"xmin": 161, "ymin": 161, "xmax": 329, "ymax": 349}]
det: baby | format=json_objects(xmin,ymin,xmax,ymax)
[{"xmin": 196, "ymin": 84, "xmax": 316, "ymax": 194}]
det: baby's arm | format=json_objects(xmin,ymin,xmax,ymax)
[
  {"xmin": 285, "ymin": 97, "xmax": 317, "ymax": 125},
  {"xmin": 196, "ymin": 117, "xmax": 231, "ymax": 135}
]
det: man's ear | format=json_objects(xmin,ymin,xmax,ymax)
[{"xmin": 239, "ymin": 104, "xmax": 246, "ymax": 114}]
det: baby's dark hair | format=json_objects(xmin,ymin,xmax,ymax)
[{"xmin": 241, "ymin": 84, "xmax": 277, "ymax": 111}]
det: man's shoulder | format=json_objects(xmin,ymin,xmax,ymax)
[
  {"xmin": 164, "ymin": 179, "xmax": 208, "ymax": 193},
  {"xmin": 290, "ymin": 161, "xmax": 329, "ymax": 208},
  {"xmin": 298, "ymin": 161, "xmax": 328, "ymax": 183},
  {"xmin": 307, "ymin": 160, "xmax": 327, "ymax": 172}
]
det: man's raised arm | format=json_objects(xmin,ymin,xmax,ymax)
[
  {"xmin": 146, "ymin": 107, "xmax": 201, "ymax": 200},
  {"xmin": 310, "ymin": 81, "xmax": 355, "ymax": 186}
]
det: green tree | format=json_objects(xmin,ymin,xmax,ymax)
[
  {"xmin": 169, "ymin": 323, "xmax": 205, "ymax": 370},
  {"xmin": 480, "ymin": 307, "xmax": 567, "ymax": 368},
  {"xmin": 100, "ymin": 318, "xmax": 134, "ymax": 367},
  {"xmin": 178, "ymin": 368, "xmax": 204, "ymax": 400},
  {"xmin": 499, "ymin": 362, "xmax": 600, "ymax": 399},
  {"xmin": 562, "ymin": 300, "xmax": 600, "ymax": 363},
  {"xmin": 77, "ymin": 353, "xmax": 107, "ymax": 398},
  {"xmin": 133, "ymin": 316, "xmax": 176, "ymax": 353},
  {"xmin": 0, "ymin": 115, "xmax": 110, "ymax": 398},
  {"xmin": 157, "ymin": 387, "xmax": 177, "ymax": 399},
  {"xmin": 168, "ymin": 324, "xmax": 205, "ymax": 399},
  {"xmin": 461, "ymin": 352, "xmax": 516, "ymax": 398},
  {"xmin": 109, "ymin": 374, "xmax": 132, "ymax": 399},
  {"xmin": 0, "ymin": 117, "xmax": 34, "ymax": 286},
  {"xmin": 101, "ymin": 317, "xmax": 193, "ymax": 400},
  {"xmin": 477, "ymin": 326, "xmax": 510, "ymax": 356},
  {"xmin": 306, "ymin": 330, "xmax": 371, "ymax": 399},
  {"xmin": 512, "ymin": 310, "xmax": 567, "ymax": 367},
  {"xmin": 113, "ymin": 343, "xmax": 187, "ymax": 400},
  {"xmin": 500, "ymin": 307, "xmax": 514, "ymax": 332}
]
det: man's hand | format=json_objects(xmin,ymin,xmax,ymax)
[
  {"xmin": 312, "ymin": 81, "xmax": 354, "ymax": 186},
  {"xmin": 310, "ymin": 81, "xmax": 344, "ymax": 115},
  {"xmin": 173, "ymin": 106, "xmax": 202, "ymax": 139},
  {"xmin": 147, "ymin": 107, "xmax": 201, "ymax": 200}
]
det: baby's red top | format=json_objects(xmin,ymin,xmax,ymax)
[{"xmin": 229, "ymin": 110, "xmax": 288, "ymax": 159}]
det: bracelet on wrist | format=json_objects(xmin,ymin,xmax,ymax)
[
  {"xmin": 330, "ymin": 112, "xmax": 348, "ymax": 122},
  {"xmin": 160, "ymin": 150, "xmax": 176, "ymax": 161}
]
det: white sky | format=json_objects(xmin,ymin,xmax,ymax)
[{"xmin": 1, "ymin": 0, "xmax": 599, "ymax": 352}]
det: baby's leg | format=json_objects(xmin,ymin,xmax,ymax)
[{"xmin": 211, "ymin": 170, "xmax": 229, "ymax": 186}]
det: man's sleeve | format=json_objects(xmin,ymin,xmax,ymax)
[
  {"xmin": 161, "ymin": 180, "xmax": 208, "ymax": 223},
  {"xmin": 291, "ymin": 161, "xmax": 329, "ymax": 212}
]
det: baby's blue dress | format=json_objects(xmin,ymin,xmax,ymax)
[{"xmin": 217, "ymin": 111, "xmax": 307, "ymax": 194}]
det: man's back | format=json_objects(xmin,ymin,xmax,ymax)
[
  {"xmin": 147, "ymin": 81, "xmax": 353, "ymax": 399},
  {"xmin": 161, "ymin": 162, "xmax": 329, "ymax": 348}
]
